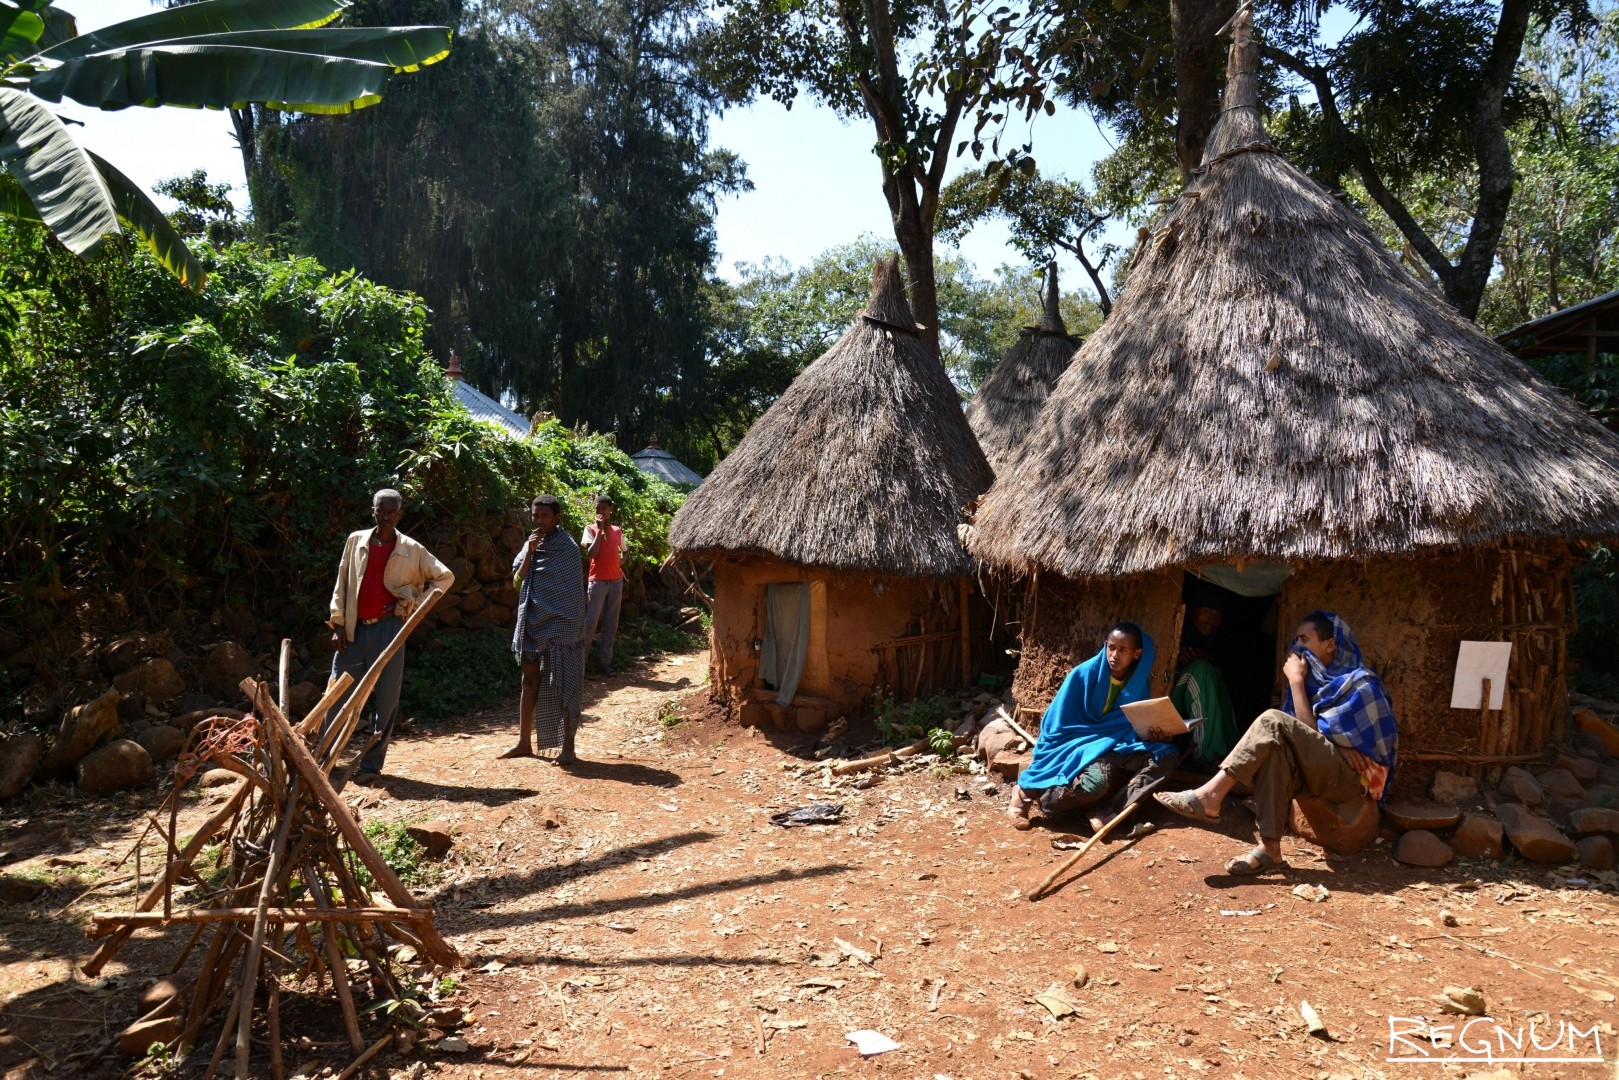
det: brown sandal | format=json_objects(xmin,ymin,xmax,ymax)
[{"xmin": 1225, "ymin": 846, "xmax": 1288, "ymax": 876}]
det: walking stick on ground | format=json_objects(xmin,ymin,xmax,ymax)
[{"xmin": 1025, "ymin": 776, "xmax": 1169, "ymax": 901}]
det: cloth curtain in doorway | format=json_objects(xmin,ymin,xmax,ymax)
[{"xmin": 760, "ymin": 583, "xmax": 809, "ymax": 706}]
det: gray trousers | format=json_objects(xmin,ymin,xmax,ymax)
[
  {"xmin": 1221, "ymin": 709, "xmax": 1365, "ymax": 840},
  {"xmin": 584, "ymin": 577, "xmax": 623, "ymax": 670},
  {"xmin": 327, "ymin": 616, "xmax": 406, "ymax": 774}
]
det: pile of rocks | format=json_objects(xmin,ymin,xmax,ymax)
[{"xmin": 1385, "ymin": 750, "xmax": 1619, "ymax": 870}]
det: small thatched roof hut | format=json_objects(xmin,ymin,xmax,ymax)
[
  {"xmin": 968, "ymin": 11, "xmax": 1619, "ymax": 788},
  {"xmin": 672, "ymin": 257, "xmax": 993, "ymax": 725},
  {"xmin": 965, "ymin": 262, "xmax": 1079, "ymax": 473},
  {"xmin": 632, "ymin": 440, "xmax": 704, "ymax": 488}
]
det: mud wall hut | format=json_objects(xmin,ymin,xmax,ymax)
[
  {"xmin": 965, "ymin": 262, "xmax": 1080, "ymax": 474},
  {"xmin": 670, "ymin": 258, "xmax": 994, "ymax": 728},
  {"xmin": 967, "ymin": 14, "xmax": 1619, "ymax": 793}
]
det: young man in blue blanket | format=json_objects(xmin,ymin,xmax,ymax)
[
  {"xmin": 1155, "ymin": 611, "xmax": 1398, "ymax": 876},
  {"xmin": 1007, "ymin": 622, "xmax": 1180, "ymax": 831},
  {"xmin": 504, "ymin": 495, "xmax": 587, "ymax": 765}
]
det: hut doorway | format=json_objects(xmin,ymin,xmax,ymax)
[
  {"xmin": 1178, "ymin": 566, "xmax": 1290, "ymax": 734},
  {"xmin": 758, "ymin": 581, "xmax": 831, "ymax": 704}
]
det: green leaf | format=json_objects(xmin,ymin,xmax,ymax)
[
  {"xmin": 0, "ymin": 86, "xmax": 117, "ymax": 254},
  {"xmin": 0, "ymin": 5, "xmax": 47, "ymax": 60},
  {"xmin": 0, "ymin": 169, "xmax": 42, "ymax": 221},
  {"xmin": 86, "ymin": 149, "xmax": 205, "ymax": 289},
  {"xmin": 31, "ymin": 45, "xmax": 398, "ymax": 112},
  {"xmin": 37, "ymin": 7, "xmax": 78, "ymax": 52},
  {"xmin": 139, "ymin": 26, "xmax": 452, "ymax": 74},
  {"xmin": 39, "ymin": 0, "xmax": 345, "ymax": 61}
]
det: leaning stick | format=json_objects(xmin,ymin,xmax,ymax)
[
  {"xmin": 315, "ymin": 588, "xmax": 444, "ymax": 765},
  {"xmin": 334, "ymin": 1034, "xmax": 394, "ymax": 1080},
  {"xmin": 236, "ymin": 713, "xmax": 301, "ymax": 1078},
  {"xmin": 1027, "ymin": 801, "xmax": 1142, "ymax": 901},
  {"xmin": 1005, "ymin": 710, "xmax": 1039, "ymax": 747},
  {"xmin": 295, "ymin": 671, "xmax": 354, "ymax": 737}
]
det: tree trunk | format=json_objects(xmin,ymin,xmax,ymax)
[
  {"xmin": 882, "ymin": 167, "xmax": 941, "ymax": 357},
  {"xmin": 1170, "ymin": 0, "xmax": 1237, "ymax": 178}
]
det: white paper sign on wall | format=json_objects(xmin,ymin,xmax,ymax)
[{"xmin": 1450, "ymin": 641, "xmax": 1513, "ymax": 710}]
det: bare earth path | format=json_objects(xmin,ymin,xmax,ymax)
[{"xmin": 3, "ymin": 647, "xmax": 1617, "ymax": 1078}]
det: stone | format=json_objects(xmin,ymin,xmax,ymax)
[
  {"xmin": 460, "ymin": 590, "xmax": 488, "ymax": 615},
  {"xmin": 1449, "ymin": 812, "xmax": 1504, "ymax": 859},
  {"xmin": 196, "ymin": 768, "xmax": 240, "ymax": 791},
  {"xmin": 76, "ymin": 740, "xmax": 155, "ymax": 794},
  {"xmin": 975, "ymin": 718, "xmax": 1023, "ymax": 765},
  {"xmin": 0, "ymin": 733, "xmax": 44, "ymax": 799},
  {"xmin": 39, "ymin": 689, "xmax": 122, "ymax": 779},
  {"xmin": 118, "ymin": 1015, "xmax": 182, "ymax": 1056},
  {"xmin": 1428, "ymin": 770, "xmax": 1478, "ymax": 806},
  {"xmin": 171, "ymin": 693, "xmax": 215, "ymax": 719},
  {"xmin": 1574, "ymin": 708, "xmax": 1619, "ymax": 755},
  {"xmin": 141, "ymin": 978, "xmax": 185, "ymax": 1013},
  {"xmin": 446, "ymin": 557, "xmax": 473, "ymax": 592},
  {"xmin": 1556, "ymin": 754, "xmax": 1600, "ymax": 784},
  {"xmin": 500, "ymin": 525, "xmax": 527, "ymax": 554},
  {"xmin": 1436, "ymin": 987, "xmax": 1486, "ymax": 1016},
  {"xmin": 540, "ymin": 806, "xmax": 561, "ymax": 829},
  {"xmin": 134, "ymin": 725, "xmax": 186, "ymax": 764},
  {"xmin": 435, "ymin": 605, "xmax": 464, "ymax": 629},
  {"xmin": 1494, "ymin": 803, "xmax": 1578, "ymax": 864},
  {"xmin": 113, "ymin": 658, "xmax": 185, "ymax": 703},
  {"xmin": 740, "ymin": 704, "xmax": 768, "ymax": 728},
  {"xmin": 436, "ymin": 1036, "xmax": 470, "ymax": 1053},
  {"xmin": 406, "ymin": 821, "xmax": 455, "ymax": 858},
  {"xmin": 1290, "ymin": 794, "xmax": 1380, "ymax": 855},
  {"xmin": 792, "ymin": 706, "xmax": 827, "ymax": 733},
  {"xmin": 474, "ymin": 556, "xmax": 504, "ymax": 583},
  {"xmin": 1575, "ymin": 835, "xmax": 1615, "ymax": 871},
  {"xmin": 117, "ymin": 692, "xmax": 148, "ymax": 723},
  {"xmin": 1535, "ymin": 768, "xmax": 1586, "ymax": 800},
  {"xmin": 989, "ymin": 749, "xmax": 1031, "ymax": 781},
  {"xmin": 285, "ymin": 681, "xmax": 320, "ymax": 721},
  {"xmin": 1384, "ymin": 798, "xmax": 1462, "ymax": 832},
  {"xmin": 218, "ymin": 604, "xmax": 257, "ymax": 641},
  {"xmin": 1393, "ymin": 829, "xmax": 1454, "ymax": 868},
  {"xmin": 0, "ymin": 877, "xmax": 47, "ymax": 904},
  {"xmin": 490, "ymin": 585, "xmax": 520, "ymax": 610},
  {"xmin": 1497, "ymin": 766, "xmax": 1544, "ymax": 806},
  {"xmin": 1584, "ymin": 782, "xmax": 1619, "ymax": 808},
  {"xmin": 100, "ymin": 634, "xmax": 165, "ymax": 674},
  {"xmin": 202, "ymin": 642, "xmax": 261, "ymax": 702},
  {"xmin": 1566, "ymin": 806, "xmax": 1619, "ymax": 837},
  {"xmin": 485, "ymin": 603, "xmax": 515, "ymax": 626}
]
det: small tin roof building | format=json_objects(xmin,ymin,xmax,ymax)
[
  {"xmin": 632, "ymin": 441, "xmax": 704, "ymax": 487},
  {"xmin": 446, "ymin": 353, "xmax": 530, "ymax": 439}
]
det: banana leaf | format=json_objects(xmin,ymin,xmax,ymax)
[
  {"xmin": 130, "ymin": 26, "xmax": 452, "ymax": 74},
  {"xmin": 0, "ymin": 86, "xmax": 116, "ymax": 255},
  {"xmin": 0, "ymin": 5, "xmax": 46, "ymax": 60},
  {"xmin": 31, "ymin": 44, "xmax": 398, "ymax": 112},
  {"xmin": 87, "ymin": 149, "xmax": 205, "ymax": 289},
  {"xmin": 39, "ymin": 0, "xmax": 345, "ymax": 62}
]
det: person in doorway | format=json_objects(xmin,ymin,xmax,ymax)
[
  {"xmin": 582, "ymin": 495, "xmax": 625, "ymax": 678},
  {"xmin": 1171, "ymin": 602, "xmax": 1240, "ymax": 768},
  {"xmin": 1154, "ymin": 611, "xmax": 1397, "ymax": 875},
  {"xmin": 1008, "ymin": 623, "xmax": 1179, "ymax": 830},
  {"xmin": 506, "ymin": 494, "xmax": 586, "ymax": 764},
  {"xmin": 326, "ymin": 488, "xmax": 454, "ymax": 785}
]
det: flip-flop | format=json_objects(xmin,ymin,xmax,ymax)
[
  {"xmin": 1225, "ymin": 846, "xmax": 1289, "ymax": 876},
  {"xmin": 1153, "ymin": 790, "xmax": 1219, "ymax": 822}
]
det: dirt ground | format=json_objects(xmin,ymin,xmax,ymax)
[{"xmin": 2, "ymin": 647, "xmax": 1617, "ymax": 1079}]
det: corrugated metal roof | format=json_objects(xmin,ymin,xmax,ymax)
[
  {"xmin": 453, "ymin": 380, "xmax": 530, "ymax": 439},
  {"xmin": 632, "ymin": 445, "xmax": 703, "ymax": 487}
]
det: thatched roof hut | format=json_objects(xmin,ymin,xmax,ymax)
[
  {"xmin": 968, "ymin": 11, "xmax": 1619, "ymax": 787},
  {"xmin": 671, "ymin": 257, "xmax": 993, "ymax": 724},
  {"xmin": 672, "ymin": 256, "xmax": 991, "ymax": 578},
  {"xmin": 965, "ymin": 262, "xmax": 1079, "ymax": 473}
]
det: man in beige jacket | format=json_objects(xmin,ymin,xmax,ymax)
[{"xmin": 326, "ymin": 488, "xmax": 454, "ymax": 783}]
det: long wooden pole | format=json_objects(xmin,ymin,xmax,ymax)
[
  {"xmin": 316, "ymin": 588, "xmax": 444, "ymax": 765},
  {"xmin": 235, "ymin": 714, "xmax": 301, "ymax": 1077},
  {"xmin": 1027, "ymin": 796, "xmax": 1151, "ymax": 901}
]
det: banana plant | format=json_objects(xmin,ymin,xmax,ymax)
[{"xmin": 0, "ymin": 0, "xmax": 450, "ymax": 288}]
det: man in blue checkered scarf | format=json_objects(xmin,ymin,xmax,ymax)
[{"xmin": 1155, "ymin": 611, "xmax": 1398, "ymax": 876}]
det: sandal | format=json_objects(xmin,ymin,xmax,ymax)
[
  {"xmin": 1153, "ymin": 789, "xmax": 1220, "ymax": 822},
  {"xmin": 1225, "ymin": 846, "xmax": 1289, "ymax": 876}
]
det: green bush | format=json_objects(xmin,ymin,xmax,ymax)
[{"xmin": 0, "ymin": 224, "xmax": 682, "ymax": 621}]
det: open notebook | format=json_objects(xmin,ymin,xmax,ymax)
[{"xmin": 1119, "ymin": 697, "xmax": 1204, "ymax": 742}]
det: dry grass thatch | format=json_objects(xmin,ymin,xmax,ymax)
[
  {"xmin": 966, "ymin": 261, "xmax": 1079, "ymax": 473},
  {"xmin": 671, "ymin": 256, "xmax": 992, "ymax": 577},
  {"xmin": 969, "ymin": 11, "xmax": 1619, "ymax": 579}
]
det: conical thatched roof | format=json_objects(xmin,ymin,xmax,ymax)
[
  {"xmin": 671, "ymin": 257, "xmax": 993, "ymax": 577},
  {"xmin": 969, "ymin": 10, "xmax": 1619, "ymax": 580},
  {"xmin": 966, "ymin": 262, "xmax": 1079, "ymax": 473}
]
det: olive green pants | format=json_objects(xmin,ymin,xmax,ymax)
[{"xmin": 1221, "ymin": 709, "xmax": 1364, "ymax": 840}]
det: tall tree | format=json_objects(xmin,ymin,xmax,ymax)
[{"xmin": 708, "ymin": 0, "xmax": 1037, "ymax": 359}]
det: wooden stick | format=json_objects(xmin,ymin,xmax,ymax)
[
  {"xmin": 296, "ymin": 671, "xmax": 355, "ymax": 737},
  {"xmin": 316, "ymin": 587, "xmax": 443, "ymax": 764},
  {"xmin": 1005, "ymin": 711, "xmax": 1039, "ymax": 747},
  {"xmin": 830, "ymin": 737, "xmax": 928, "ymax": 775},
  {"xmin": 334, "ymin": 1033, "xmax": 393, "ymax": 1080},
  {"xmin": 277, "ymin": 639, "xmax": 292, "ymax": 714},
  {"xmin": 89, "ymin": 907, "xmax": 433, "ymax": 933},
  {"xmin": 1027, "ymin": 801, "xmax": 1142, "ymax": 901},
  {"xmin": 306, "ymin": 862, "xmax": 366, "ymax": 1055},
  {"xmin": 263, "ymin": 701, "xmax": 459, "ymax": 966},
  {"xmin": 267, "ymin": 982, "xmax": 284, "ymax": 1080},
  {"xmin": 82, "ymin": 783, "xmax": 251, "ymax": 976}
]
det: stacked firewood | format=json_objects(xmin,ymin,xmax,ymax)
[{"xmin": 83, "ymin": 591, "xmax": 454, "ymax": 1079}]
